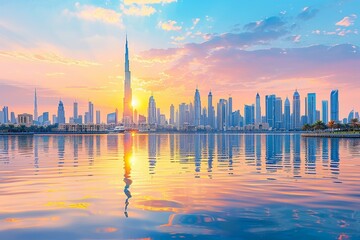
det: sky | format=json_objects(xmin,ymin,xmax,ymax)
[{"xmin": 0, "ymin": 0, "xmax": 359, "ymax": 121}]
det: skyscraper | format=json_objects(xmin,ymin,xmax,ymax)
[
  {"xmin": 266, "ymin": 94, "xmax": 276, "ymax": 128},
  {"xmin": 244, "ymin": 104, "xmax": 255, "ymax": 126},
  {"xmin": 322, "ymin": 100, "xmax": 329, "ymax": 123},
  {"xmin": 0, "ymin": 110, "xmax": 4, "ymax": 124},
  {"xmin": 148, "ymin": 95, "xmax": 156, "ymax": 125},
  {"xmin": 157, "ymin": 108, "xmax": 161, "ymax": 125},
  {"xmin": 73, "ymin": 101, "xmax": 78, "ymax": 119},
  {"xmin": 96, "ymin": 110, "xmax": 101, "ymax": 124},
  {"xmin": 275, "ymin": 97, "xmax": 283, "ymax": 129},
  {"xmin": 228, "ymin": 96, "xmax": 233, "ymax": 127},
  {"xmin": 217, "ymin": 99, "xmax": 228, "ymax": 131},
  {"xmin": 292, "ymin": 90, "xmax": 301, "ymax": 129},
  {"xmin": 256, "ymin": 93, "xmax": 261, "ymax": 124},
  {"xmin": 88, "ymin": 101, "xmax": 94, "ymax": 124},
  {"xmin": 34, "ymin": 88, "xmax": 38, "ymax": 121},
  {"xmin": 307, "ymin": 93, "xmax": 316, "ymax": 124},
  {"xmin": 201, "ymin": 107, "xmax": 207, "ymax": 126},
  {"xmin": 284, "ymin": 97, "xmax": 290, "ymax": 130},
  {"xmin": 330, "ymin": 90, "xmax": 339, "ymax": 122},
  {"xmin": 123, "ymin": 35, "xmax": 133, "ymax": 124},
  {"xmin": 57, "ymin": 100, "xmax": 65, "ymax": 124},
  {"xmin": 207, "ymin": 91, "xmax": 214, "ymax": 128},
  {"xmin": 10, "ymin": 112, "xmax": 16, "ymax": 124},
  {"xmin": 170, "ymin": 104, "xmax": 175, "ymax": 125},
  {"xmin": 2, "ymin": 106, "xmax": 9, "ymax": 123},
  {"xmin": 43, "ymin": 112, "xmax": 49, "ymax": 124},
  {"xmin": 194, "ymin": 88, "xmax": 201, "ymax": 126}
]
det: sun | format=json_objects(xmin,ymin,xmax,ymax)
[{"xmin": 132, "ymin": 98, "xmax": 139, "ymax": 108}]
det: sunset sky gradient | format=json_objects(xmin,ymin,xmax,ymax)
[{"xmin": 0, "ymin": 0, "xmax": 359, "ymax": 120}]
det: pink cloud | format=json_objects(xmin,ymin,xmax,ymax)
[{"xmin": 336, "ymin": 15, "xmax": 357, "ymax": 27}]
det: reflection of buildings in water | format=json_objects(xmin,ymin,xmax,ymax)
[
  {"xmin": 170, "ymin": 134, "xmax": 175, "ymax": 162},
  {"xmin": 283, "ymin": 134, "xmax": 291, "ymax": 172},
  {"xmin": 85, "ymin": 135, "xmax": 94, "ymax": 165},
  {"xmin": 57, "ymin": 136, "xmax": 65, "ymax": 174},
  {"xmin": 107, "ymin": 134, "xmax": 119, "ymax": 152},
  {"xmin": 330, "ymin": 138, "xmax": 340, "ymax": 177},
  {"xmin": 58, "ymin": 136, "xmax": 65, "ymax": 161},
  {"xmin": 292, "ymin": 134, "xmax": 301, "ymax": 177},
  {"xmin": 245, "ymin": 134, "xmax": 255, "ymax": 166},
  {"xmin": 194, "ymin": 134, "xmax": 201, "ymax": 175},
  {"xmin": 34, "ymin": 136, "xmax": 39, "ymax": 170},
  {"xmin": 10, "ymin": 136, "xmax": 16, "ymax": 152},
  {"xmin": 96, "ymin": 135, "xmax": 101, "ymax": 157},
  {"xmin": 228, "ymin": 135, "xmax": 236, "ymax": 174},
  {"xmin": 322, "ymin": 138, "xmax": 329, "ymax": 167},
  {"xmin": 347, "ymin": 138, "xmax": 360, "ymax": 156},
  {"xmin": 0, "ymin": 136, "xmax": 10, "ymax": 164},
  {"xmin": 18, "ymin": 136, "xmax": 33, "ymax": 154},
  {"xmin": 217, "ymin": 134, "xmax": 227, "ymax": 162},
  {"xmin": 42, "ymin": 135, "xmax": 50, "ymax": 153},
  {"xmin": 207, "ymin": 134, "xmax": 215, "ymax": 177},
  {"xmin": 148, "ymin": 134, "xmax": 157, "ymax": 174},
  {"xmin": 275, "ymin": 135, "xmax": 283, "ymax": 168},
  {"xmin": 73, "ymin": 136, "xmax": 80, "ymax": 167},
  {"xmin": 123, "ymin": 133, "xmax": 133, "ymax": 218},
  {"xmin": 178, "ymin": 134, "xmax": 194, "ymax": 174},
  {"xmin": 305, "ymin": 138, "xmax": 316, "ymax": 175},
  {"xmin": 266, "ymin": 135, "xmax": 283, "ymax": 172},
  {"xmin": 215, "ymin": 134, "xmax": 238, "ymax": 174},
  {"xmin": 255, "ymin": 135, "xmax": 262, "ymax": 171}
]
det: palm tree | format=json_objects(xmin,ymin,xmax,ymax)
[
  {"xmin": 328, "ymin": 120, "xmax": 336, "ymax": 132},
  {"xmin": 313, "ymin": 120, "xmax": 326, "ymax": 131},
  {"xmin": 302, "ymin": 124, "xmax": 312, "ymax": 131}
]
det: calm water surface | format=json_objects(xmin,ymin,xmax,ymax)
[{"xmin": 0, "ymin": 133, "xmax": 359, "ymax": 240}]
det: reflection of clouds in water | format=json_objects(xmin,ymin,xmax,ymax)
[
  {"xmin": 136, "ymin": 199, "xmax": 183, "ymax": 212},
  {"xmin": 159, "ymin": 213, "xmax": 220, "ymax": 236}
]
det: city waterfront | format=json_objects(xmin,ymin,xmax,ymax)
[{"xmin": 0, "ymin": 133, "xmax": 359, "ymax": 239}]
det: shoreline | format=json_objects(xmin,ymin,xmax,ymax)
[
  {"xmin": 302, "ymin": 132, "xmax": 360, "ymax": 138},
  {"xmin": 0, "ymin": 131, "xmax": 305, "ymax": 136}
]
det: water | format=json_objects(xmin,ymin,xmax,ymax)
[{"xmin": 0, "ymin": 133, "xmax": 359, "ymax": 240}]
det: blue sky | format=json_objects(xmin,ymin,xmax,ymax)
[{"xmin": 0, "ymin": 0, "xmax": 359, "ymax": 118}]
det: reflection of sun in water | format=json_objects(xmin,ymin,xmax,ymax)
[{"xmin": 132, "ymin": 98, "xmax": 139, "ymax": 108}]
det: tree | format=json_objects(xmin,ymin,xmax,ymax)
[
  {"xmin": 313, "ymin": 120, "xmax": 326, "ymax": 131},
  {"xmin": 302, "ymin": 124, "xmax": 312, "ymax": 131},
  {"xmin": 351, "ymin": 118, "xmax": 359, "ymax": 131},
  {"xmin": 328, "ymin": 120, "xmax": 335, "ymax": 132}
]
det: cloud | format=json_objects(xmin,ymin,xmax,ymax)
[
  {"xmin": 158, "ymin": 20, "xmax": 182, "ymax": 31},
  {"xmin": 288, "ymin": 35, "xmax": 301, "ymax": 43},
  {"xmin": 191, "ymin": 18, "xmax": 200, "ymax": 30},
  {"xmin": 244, "ymin": 16, "xmax": 286, "ymax": 32},
  {"xmin": 123, "ymin": 0, "xmax": 176, "ymax": 4},
  {"xmin": 46, "ymin": 72, "xmax": 65, "ymax": 77},
  {"xmin": 0, "ymin": 51, "xmax": 100, "ymax": 67},
  {"xmin": 121, "ymin": 4, "xmax": 156, "ymax": 16},
  {"xmin": 137, "ymin": 28, "xmax": 360, "ymax": 97},
  {"xmin": 297, "ymin": 7, "xmax": 319, "ymax": 21},
  {"xmin": 336, "ymin": 15, "xmax": 357, "ymax": 27},
  {"xmin": 64, "ymin": 4, "xmax": 123, "ymax": 25}
]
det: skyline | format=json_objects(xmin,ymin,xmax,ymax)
[{"xmin": 0, "ymin": 0, "xmax": 360, "ymax": 119}]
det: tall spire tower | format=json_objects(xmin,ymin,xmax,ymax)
[
  {"xmin": 123, "ymin": 34, "xmax": 133, "ymax": 124},
  {"xmin": 34, "ymin": 88, "xmax": 38, "ymax": 121}
]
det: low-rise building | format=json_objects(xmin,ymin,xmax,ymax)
[{"xmin": 18, "ymin": 113, "xmax": 33, "ymax": 126}]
